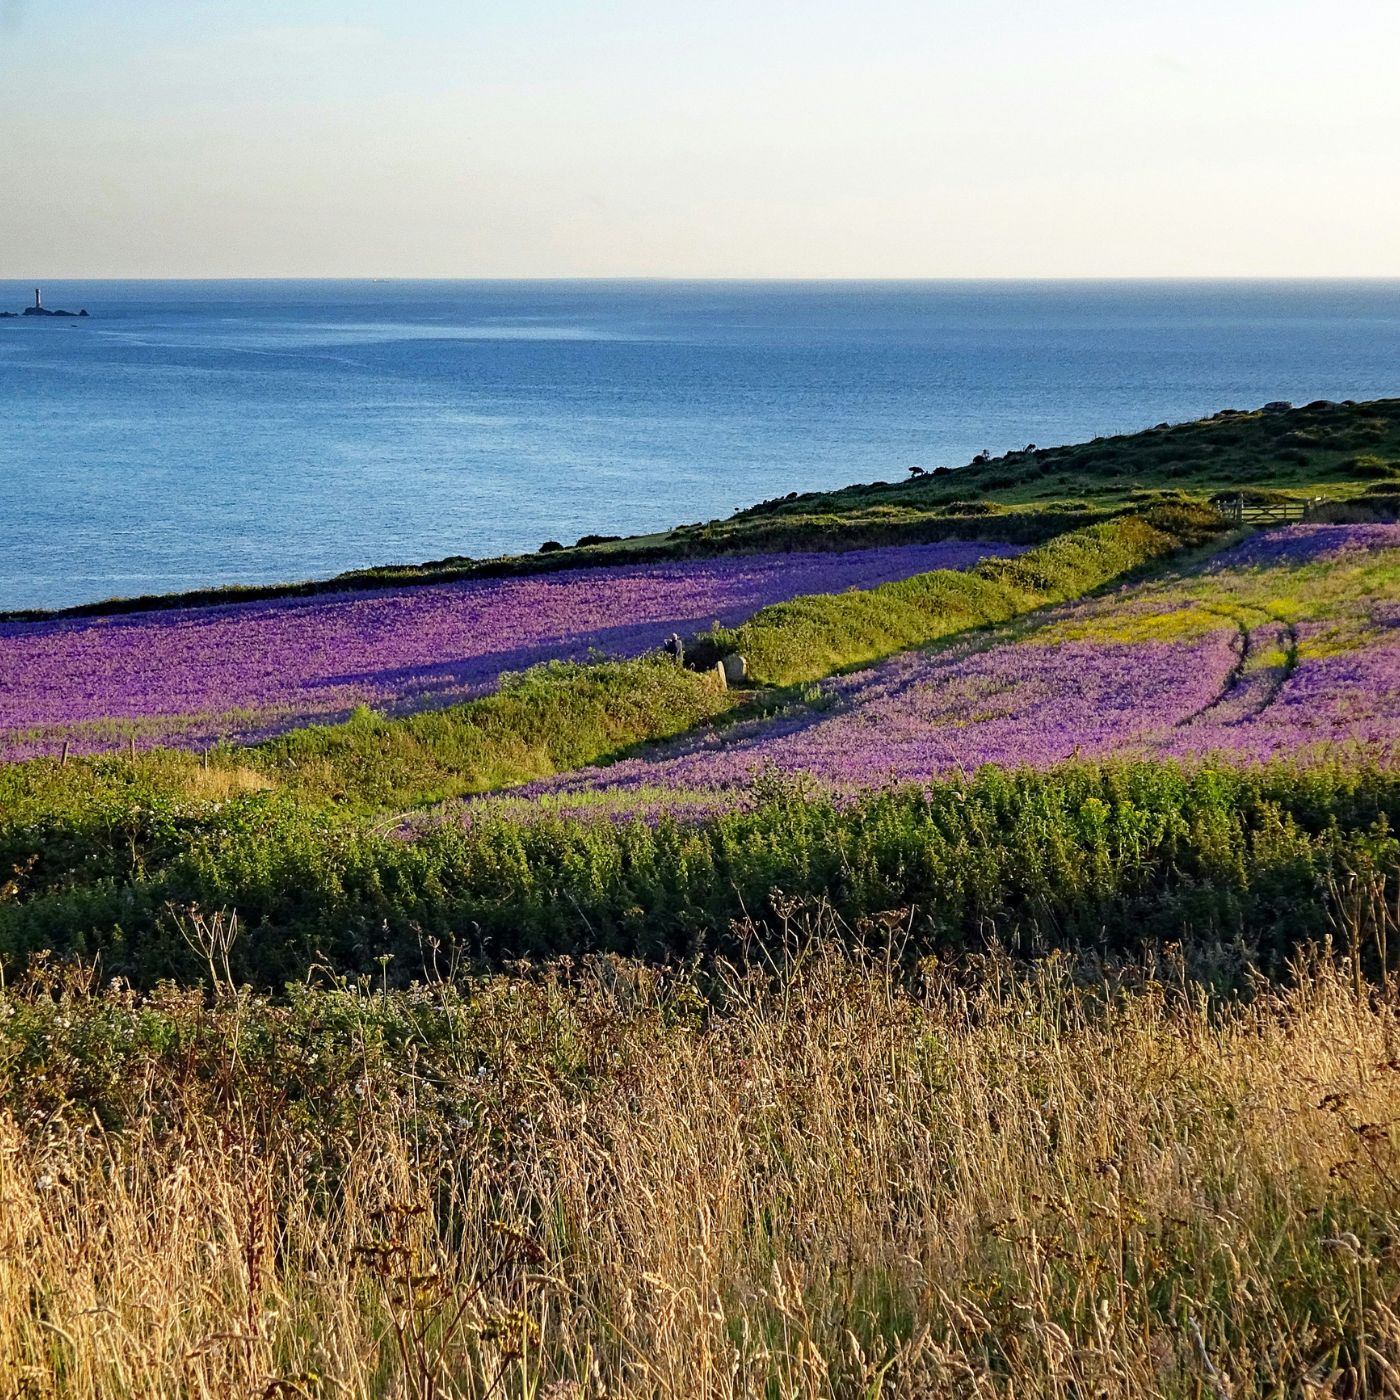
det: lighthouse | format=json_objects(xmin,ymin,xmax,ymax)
[{"xmin": 16, "ymin": 286, "xmax": 87, "ymax": 317}]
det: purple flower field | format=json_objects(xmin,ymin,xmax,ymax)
[
  {"xmin": 486, "ymin": 522, "xmax": 1400, "ymax": 820},
  {"xmin": 1204, "ymin": 522, "xmax": 1400, "ymax": 570},
  {"xmin": 0, "ymin": 542, "xmax": 1020, "ymax": 760}
]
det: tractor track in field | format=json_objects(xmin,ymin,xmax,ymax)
[{"xmin": 1176, "ymin": 608, "xmax": 1298, "ymax": 731}]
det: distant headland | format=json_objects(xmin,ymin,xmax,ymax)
[{"xmin": 0, "ymin": 287, "xmax": 88, "ymax": 319}]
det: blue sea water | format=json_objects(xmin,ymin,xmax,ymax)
[{"xmin": 2, "ymin": 279, "xmax": 1399, "ymax": 612}]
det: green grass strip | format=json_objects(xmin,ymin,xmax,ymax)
[
  {"xmin": 709, "ymin": 505, "xmax": 1224, "ymax": 686},
  {"xmin": 253, "ymin": 657, "xmax": 737, "ymax": 811}
]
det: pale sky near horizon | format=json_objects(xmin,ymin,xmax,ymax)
[{"xmin": 3, "ymin": 0, "xmax": 1398, "ymax": 279}]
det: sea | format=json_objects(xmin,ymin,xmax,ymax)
[{"xmin": 3, "ymin": 279, "xmax": 1400, "ymax": 613}]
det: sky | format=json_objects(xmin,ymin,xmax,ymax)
[{"xmin": 2, "ymin": 0, "xmax": 1398, "ymax": 279}]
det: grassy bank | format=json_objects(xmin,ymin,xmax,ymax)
[
  {"xmin": 0, "ymin": 653, "xmax": 736, "ymax": 817},
  {"xmin": 716, "ymin": 394, "xmax": 1400, "ymax": 547},
  {"xmin": 0, "ymin": 650, "xmax": 736, "ymax": 862},
  {"xmin": 6, "ymin": 934, "xmax": 1400, "ymax": 1396},
  {"xmin": 253, "ymin": 656, "xmax": 736, "ymax": 812},
  {"xmin": 708, "ymin": 506, "xmax": 1220, "ymax": 685}
]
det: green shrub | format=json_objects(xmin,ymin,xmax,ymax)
[
  {"xmin": 2, "ymin": 759, "xmax": 1396, "ymax": 987},
  {"xmin": 1342, "ymin": 455, "xmax": 1400, "ymax": 480}
]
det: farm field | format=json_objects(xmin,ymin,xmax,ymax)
[
  {"xmin": 3, "ymin": 500, "xmax": 1397, "ymax": 987},
  {"xmin": 490, "ymin": 522, "xmax": 1400, "ymax": 821},
  {"xmin": 6, "ymin": 402, "xmax": 1400, "ymax": 1396},
  {"xmin": 0, "ymin": 541, "xmax": 1018, "ymax": 760}
]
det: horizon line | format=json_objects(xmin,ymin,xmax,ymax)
[{"xmin": 5, "ymin": 273, "xmax": 1400, "ymax": 285}]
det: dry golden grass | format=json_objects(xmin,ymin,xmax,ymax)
[
  {"xmin": 3, "ymin": 929, "xmax": 1400, "ymax": 1397},
  {"xmin": 179, "ymin": 763, "xmax": 275, "ymax": 800}
]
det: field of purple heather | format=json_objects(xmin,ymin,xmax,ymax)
[
  {"xmin": 491, "ymin": 523, "xmax": 1400, "ymax": 819},
  {"xmin": 0, "ymin": 542, "xmax": 1022, "ymax": 761}
]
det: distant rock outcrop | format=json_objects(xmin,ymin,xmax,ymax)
[{"xmin": 12, "ymin": 288, "xmax": 88, "ymax": 319}]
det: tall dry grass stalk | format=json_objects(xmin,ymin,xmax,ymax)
[{"xmin": 3, "ymin": 928, "xmax": 1400, "ymax": 1397}]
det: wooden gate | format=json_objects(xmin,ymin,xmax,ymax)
[{"xmin": 1213, "ymin": 496, "xmax": 1324, "ymax": 527}]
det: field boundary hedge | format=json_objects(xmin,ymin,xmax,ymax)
[
  {"xmin": 2, "ymin": 759, "xmax": 1396, "ymax": 985},
  {"xmin": 708, "ymin": 505, "xmax": 1224, "ymax": 685}
]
